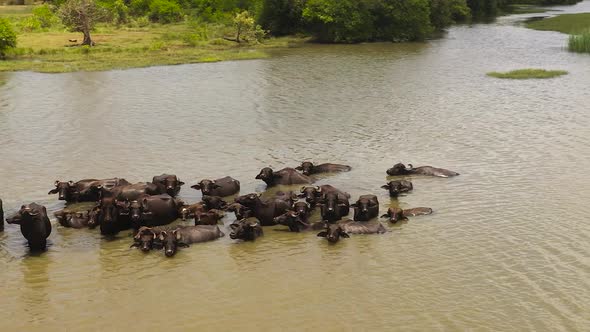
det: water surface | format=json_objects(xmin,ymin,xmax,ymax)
[{"xmin": 1, "ymin": 3, "xmax": 590, "ymax": 330}]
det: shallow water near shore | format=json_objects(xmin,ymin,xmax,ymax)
[{"xmin": 1, "ymin": 2, "xmax": 590, "ymax": 330}]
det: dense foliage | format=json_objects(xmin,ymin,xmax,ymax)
[
  {"xmin": 0, "ymin": 18, "xmax": 17, "ymax": 58},
  {"xmin": 6, "ymin": 0, "xmax": 585, "ymax": 45}
]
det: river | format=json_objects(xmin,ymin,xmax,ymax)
[{"xmin": 1, "ymin": 2, "xmax": 590, "ymax": 330}]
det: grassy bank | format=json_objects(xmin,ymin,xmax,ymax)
[
  {"xmin": 526, "ymin": 13, "xmax": 590, "ymax": 54},
  {"xmin": 487, "ymin": 68, "xmax": 568, "ymax": 79},
  {"xmin": 0, "ymin": 6, "xmax": 307, "ymax": 73},
  {"xmin": 526, "ymin": 12, "xmax": 590, "ymax": 34}
]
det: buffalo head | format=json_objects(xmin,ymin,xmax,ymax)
[
  {"xmin": 295, "ymin": 161, "xmax": 315, "ymax": 176},
  {"xmin": 191, "ymin": 179, "xmax": 221, "ymax": 196},
  {"xmin": 48, "ymin": 180, "xmax": 74, "ymax": 200},
  {"xmin": 159, "ymin": 230, "xmax": 188, "ymax": 257},
  {"xmin": 229, "ymin": 220, "xmax": 262, "ymax": 240},
  {"xmin": 386, "ymin": 163, "xmax": 413, "ymax": 176},
  {"xmin": 317, "ymin": 223, "xmax": 349, "ymax": 243}
]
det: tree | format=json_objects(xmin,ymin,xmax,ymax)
[
  {"xmin": 259, "ymin": 0, "xmax": 306, "ymax": 36},
  {"xmin": 232, "ymin": 10, "xmax": 266, "ymax": 43},
  {"xmin": 302, "ymin": 0, "xmax": 374, "ymax": 43},
  {"xmin": 0, "ymin": 18, "xmax": 17, "ymax": 58},
  {"xmin": 59, "ymin": 0, "xmax": 106, "ymax": 46}
]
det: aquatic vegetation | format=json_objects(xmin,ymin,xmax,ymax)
[
  {"xmin": 568, "ymin": 31, "xmax": 590, "ymax": 53},
  {"xmin": 486, "ymin": 69, "xmax": 568, "ymax": 79}
]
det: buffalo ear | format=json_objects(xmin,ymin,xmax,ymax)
[
  {"xmin": 380, "ymin": 213, "xmax": 389, "ymax": 218},
  {"xmin": 230, "ymin": 223, "xmax": 239, "ymax": 230},
  {"xmin": 178, "ymin": 242, "xmax": 190, "ymax": 248},
  {"xmin": 341, "ymin": 232, "xmax": 350, "ymax": 238},
  {"xmin": 255, "ymin": 174, "xmax": 262, "ymax": 179},
  {"xmin": 159, "ymin": 232, "xmax": 166, "ymax": 241},
  {"xmin": 142, "ymin": 198, "xmax": 149, "ymax": 210},
  {"xmin": 191, "ymin": 184, "xmax": 201, "ymax": 190},
  {"xmin": 178, "ymin": 181, "xmax": 185, "ymax": 186},
  {"xmin": 317, "ymin": 231, "xmax": 328, "ymax": 238},
  {"xmin": 130, "ymin": 243, "xmax": 140, "ymax": 248},
  {"xmin": 174, "ymin": 230, "xmax": 182, "ymax": 241},
  {"xmin": 380, "ymin": 185, "xmax": 390, "ymax": 189},
  {"xmin": 295, "ymin": 166, "xmax": 303, "ymax": 171},
  {"xmin": 48, "ymin": 188, "xmax": 59, "ymax": 194},
  {"xmin": 213, "ymin": 184, "xmax": 221, "ymax": 189},
  {"xmin": 350, "ymin": 203, "xmax": 358, "ymax": 208}
]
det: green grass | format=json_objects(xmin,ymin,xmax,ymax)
[
  {"xmin": 0, "ymin": 5, "xmax": 308, "ymax": 73},
  {"xmin": 486, "ymin": 69, "xmax": 568, "ymax": 79},
  {"xmin": 526, "ymin": 13, "xmax": 590, "ymax": 34},
  {"xmin": 569, "ymin": 31, "xmax": 590, "ymax": 53}
]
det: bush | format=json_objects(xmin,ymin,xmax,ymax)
[
  {"xmin": 303, "ymin": 0, "xmax": 374, "ymax": 43},
  {"xmin": 18, "ymin": 16, "xmax": 43, "ymax": 32},
  {"xmin": 430, "ymin": 0, "xmax": 470, "ymax": 30},
  {"xmin": 259, "ymin": 0, "xmax": 306, "ymax": 36},
  {"xmin": 0, "ymin": 18, "xmax": 17, "ymax": 58},
  {"xmin": 109, "ymin": 0, "xmax": 130, "ymax": 25},
  {"xmin": 148, "ymin": 0, "xmax": 183, "ymax": 23},
  {"xmin": 129, "ymin": 0, "xmax": 151, "ymax": 16},
  {"xmin": 233, "ymin": 10, "xmax": 266, "ymax": 43},
  {"xmin": 32, "ymin": 4, "xmax": 60, "ymax": 28},
  {"xmin": 374, "ymin": 0, "xmax": 433, "ymax": 41}
]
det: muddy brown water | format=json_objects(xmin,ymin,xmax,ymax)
[{"xmin": 1, "ymin": 3, "xmax": 590, "ymax": 330}]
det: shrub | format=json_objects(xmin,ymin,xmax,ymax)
[
  {"xmin": 303, "ymin": 0, "xmax": 374, "ymax": 43},
  {"xmin": 233, "ymin": 10, "xmax": 266, "ymax": 43},
  {"xmin": 259, "ymin": 0, "xmax": 306, "ymax": 36},
  {"xmin": 0, "ymin": 18, "xmax": 17, "ymax": 58},
  {"xmin": 110, "ymin": 0, "xmax": 130, "ymax": 25},
  {"xmin": 32, "ymin": 4, "xmax": 60, "ymax": 28},
  {"xmin": 374, "ymin": 0, "xmax": 433, "ymax": 42},
  {"xmin": 129, "ymin": 0, "xmax": 151, "ymax": 16},
  {"xmin": 18, "ymin": 16, "xmax": 43, "ymax": 32},
  {"xmin": 148, "ymin": 0, "xmax": 183, "ymax": 23}
]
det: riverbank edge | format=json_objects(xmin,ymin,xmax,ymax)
[{"xmin": 0, "ymin": 35, "xmax": 310, "ymax": 74}]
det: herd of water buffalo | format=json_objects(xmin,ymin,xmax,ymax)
[{"xmin": 0, "ymin": 161, "xmax": 459, "ymax": 257}]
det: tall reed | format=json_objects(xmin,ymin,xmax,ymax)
[{"xmin": 568, "ymin": 30, "xmax": 590, "ymax": 53}]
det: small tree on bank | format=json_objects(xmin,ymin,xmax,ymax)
[
  {"xmin": 59, "ymin": 0, "xmax": 105, "ymax": 46},
  {"xmin": 0, "ymin": 18, "xmax": 17, "ymax": 59},
  {"xmin": 233, "ymin": 11, "xmax": 266, "ymax": 43}
]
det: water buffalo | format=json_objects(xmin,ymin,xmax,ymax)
[
  {"xmin": 194, "ymin": 210, "xmax": 225, "ymax": 225},
  {"xmin": 191, "ymin": 176, "xmax": 240, "ymax": 197},
  {"xmin": 54, "ymin": 210, "xmax": 91, "ymax": 229},
  {"xmin": 317, "ymin": 220, "xmax": 387, "ymax": 244},
  {"xmin": 96, "ymin": 197, "xmax": 131, "ymax": 236},
  {"xmin": 178, "ymin": 202, "xmax": 206, "ymax": 220},
  {"xmin": 227, "ymin": 203, "xmax": 253, "ymax": 220},
  {"xmin": 351, "ymin": 195, "xmax": 379, "ymax": 221},
  {"xmin": 201, "ymin": 195, "xmax": 228, "ymax": 210},
  {"xmin": 0, "ymin": 199, "xmax": 3, "ymax": 232},
  {"xmin": 6, "ymin": 203, "xmax": 52, "ymax": 251},
  {"xmin": 130, "ymin": 225, "xmax": 182, "ymax": 252},
  {"xmin": 381, "ymin": 207, "xmax": 433, "ymax": 223},
  {"xmin": 292, "ymin": 201, "xmax": 312, "ymax": 223},
  {"xmin": 159, "ymin": 225, "xmax": 224, "ymax": 257},
  {"xmin": 298, "ymin": 185, "xmax": 350, "ymax": 207},
  {"xmin": 317, "ymin": 223, "xmax": 349, "ymax": 244},
  {"xmin": 318, "ymin": 192, "xmax": 350, "ymax": 222},
  {"xmin": 105, "ymin": 182, "xmax": 164, "ymax": 201},
  {"xmin": 295, "ymin": 161, "xmax": 352, "ymax": 176},
  {"xmin": 152, "ymin": 174, "xmax": 185, "ymax": 197},
  {"xmin": 381, "ymin": 180, "xmax": 413, "ymax": 197},
  {"xmin": 120, "ymin": 194, "xmax": 181, "ymax": 230},
  {"xmin": 234, "ymin": 193, "xmax": 291, "ymax": 226},
  {"xmin": 229, "ymin": 218, "xmax": 263, "ymax": 241},
  {"xmin": 386, "ymin": 163, "xmax": 459, "ymax": 177},
  {"xmin": 48, "ymin": 178, "xmax": 130, "ymax": 202},
  {"xmin": 255, "ymin": 167, "xmax": 313, "ymax": 186},
  {"xmin": 274, "ymin": 210, "xmax": 324, "ymax": 233}
]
